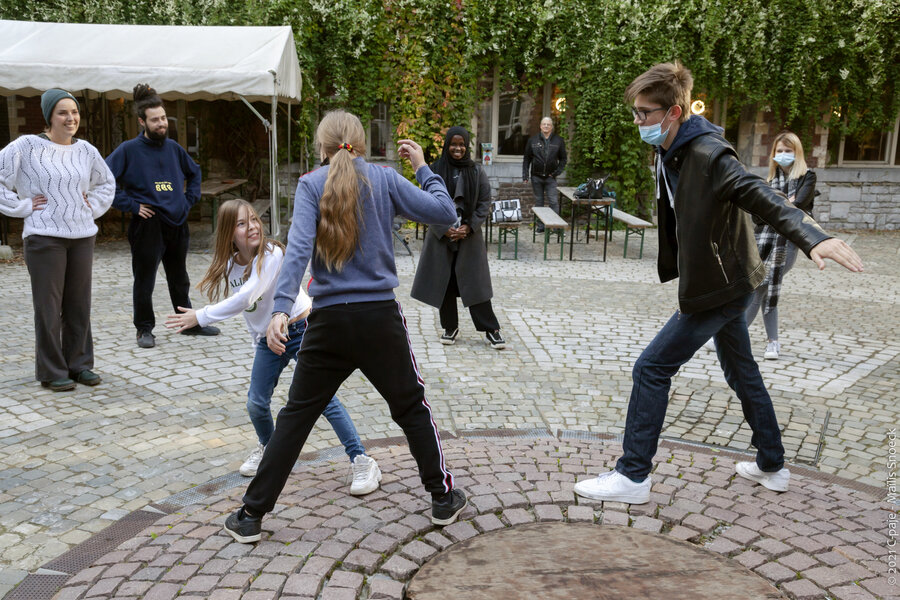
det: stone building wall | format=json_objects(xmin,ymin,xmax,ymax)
[{"xmin": 814, "ymin": 168, "xmax": 900, "ymax": 230}]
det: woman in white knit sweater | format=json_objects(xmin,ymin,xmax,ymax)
[{"xmin": 0, "ymin": 89, "xmax": 115, "ymax": 391}]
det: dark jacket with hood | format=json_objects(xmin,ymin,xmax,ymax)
[
  {"xmin": 655, "ymin": 115, "xmax": 830, "ymax": 314},
  {"xmin": 106, "ymin": 134, "xmax": 201, "ymax": 227}
]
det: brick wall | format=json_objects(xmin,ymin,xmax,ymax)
[{"xmin": 735, "ymin": 107, "xmax": 824, "ymax": 169}]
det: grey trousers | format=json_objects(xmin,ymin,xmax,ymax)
[
  {"xmin": 23, "ymin": 234, "xmax": 95, "ymax": 381},
  {"xmin": 745, "ymin": 242, "xmax": 799, "ymax": 341}
]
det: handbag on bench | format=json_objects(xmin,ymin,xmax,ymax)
[{"xmin": 491, "ymin": 198, "xmax": 522, "ymax": 223}]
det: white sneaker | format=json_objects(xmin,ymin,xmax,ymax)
[
  {"xmin": 764, "ymin": 340, "xmax": 780, "ymax": 360},
  {"xmin": 349, "ymin": 454, "xmax": 382, "ymax": 496},
  {"xmin": 440, "ymin": 328, "xmax": 459, "ymax": 345},
  {"xmin": 573, "ymin": 470, "xmax": 651, "ymax": 504},
  {"xmin": 239, "ymin": 442, "xmax": 265, "ymax": 477},
  {"xmin": 735, "ymin": 461, "xmax": 790, "ymax": 492}
]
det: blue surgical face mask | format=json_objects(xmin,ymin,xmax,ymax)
[
  {"xmin": 638, "ymin": 109, "xmax": 672, "ymax": 146},
  {"xmin": 773, "ymin": 152, "xmax": 795, "ymax": 168}
]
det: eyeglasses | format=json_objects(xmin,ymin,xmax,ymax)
[{"xmin": 631, "ymin": 106, "xmax": 668, "ymax": 122}]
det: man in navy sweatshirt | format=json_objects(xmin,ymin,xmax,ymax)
[{"xmin": 106, "ymin": 84, "xmax": 218, "ymax": 348}]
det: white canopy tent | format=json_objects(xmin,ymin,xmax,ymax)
[{"xmin": 0, "ymin": 19, "xmax": 303, "ymax": 235}]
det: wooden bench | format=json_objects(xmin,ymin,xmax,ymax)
[
  {"xmin": 531, "ymin": 207, "xmax": 568, "ymax": 260},
  {"xmin": 610, "ymin": 208, "xmax": 653, "ymax": 258}
]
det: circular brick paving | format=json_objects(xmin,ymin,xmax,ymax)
[
  {"xmin": 41, "ymin": 435, "xmax": 894, "ymax": 600},
  {"xmin": 407, "ymin": 522, "xmax": 783, "ymax": 599}
]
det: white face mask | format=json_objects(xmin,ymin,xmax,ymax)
[
  {"xmin": 638, "ymin": 109, "xmax": 672, "ymax": 146},
  {"xmin": 773, "ymin": 152, "xmax": 795, "ymax": 168}
]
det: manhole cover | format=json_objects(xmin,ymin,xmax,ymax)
[{"xmin": 407, "ymin": 523, "xmax": 784, "ymax": 600}]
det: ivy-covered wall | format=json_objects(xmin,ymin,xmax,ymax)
[{"xmin": 2, "ymin": 0, "xmax": 898, "ymax": 214}]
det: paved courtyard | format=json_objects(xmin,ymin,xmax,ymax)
[{"xmin": 0, "ymin": 225, "xmax": 897, "ymax": 599}]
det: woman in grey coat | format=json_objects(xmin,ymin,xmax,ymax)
[{"xmin": 411, "ymin": 126, "xmax": 505, "ymax": 349}]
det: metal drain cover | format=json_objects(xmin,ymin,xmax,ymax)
[{"xmin": 407, "ymin": 523, "xmax": 784, "ymax": 600}]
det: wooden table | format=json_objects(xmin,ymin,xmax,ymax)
[
  {"xmin": 201, "ymin": 178, "xmax": 248, "ymax": 231},
  {"xmin": 558, "ymin": 186, "xmax": 614, "ymax": 262}
]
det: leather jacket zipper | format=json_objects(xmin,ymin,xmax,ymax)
[{"xmin": 712, "ymin": 242, "xmax": 729, "ymax": 283}]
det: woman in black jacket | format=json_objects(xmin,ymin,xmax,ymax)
[
  {"xmin": 746, "ymin": 131, "xmax": 817, "ymax": 360},
  {"xmin": 411, "ymin": 126, "xmax": 505, "ymax": 349}
]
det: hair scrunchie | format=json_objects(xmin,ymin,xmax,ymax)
[{"xmin": 338, "ymin": 143, "xmax": 353, "ymax": 152}]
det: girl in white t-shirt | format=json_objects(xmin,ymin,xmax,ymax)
[{"xmin": 165, "ymin": 199, "xmax": 380, "ymax": 494}]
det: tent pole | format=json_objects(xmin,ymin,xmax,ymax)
[
  {"xmin": 286, "ymin": 98, "xmax": 292, "ymax": 221},
  {"xmin": 271, "ymin": 94, "xmax": 278, "ymax": 237},
  {"xmin": 239, "ymin": 96, "xmax": 270, "ymax": 128},
  {"xmin": 238, "ymin": 94, "xmax": 278, "ymax": 237},
  {"xmin": 270, "ymin": 70, "xmax": 279, "ymax": 237}
]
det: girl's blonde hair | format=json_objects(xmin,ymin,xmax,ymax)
[
  {"xmin": 767, "ymin": 131, "xmax": 809, "ymax": 181},
  {"xmin": 198, "ymin": 199, "xmax": 283, "ymax": 302},
  {"xmin": 315, "ymin": 110, "xmax": 368, "ymax": 272}
]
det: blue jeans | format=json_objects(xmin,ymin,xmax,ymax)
[
  {"xmin": 247, "ymin": 319, "xmax": 366, "ymax": 460},
  {"xmin": 616, "ymin": 292, "xmax": 785, "ymax": 481}
]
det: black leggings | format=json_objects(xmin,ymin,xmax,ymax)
[{"xmin": 243, "ymin": 300, "xmax": 455, "ymax": 514}]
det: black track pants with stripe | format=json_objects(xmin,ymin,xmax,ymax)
[{"xmin": 243, "ymin": 300, "xmax": 454, "ymax": 514}]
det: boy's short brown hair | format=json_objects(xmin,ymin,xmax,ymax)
[{"xmin": 624, "ymin": 61, "xmax": 693, "ymax": 123}]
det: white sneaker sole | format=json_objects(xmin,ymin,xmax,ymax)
[
  {"xmin": 573, "ymin": 480, "xmax": 650, "ymax": 504},
  {"xmin": 239, "ymin": 464, "xmax": 259, "ymax": 477},
  {"xmin": 350, "ymin": 466, "xmax": 382, "ymax": 496},
  {"xmin": 764, "ymin": 353, "xmax": 778, "ymax": 360},
  {"xmin": 735, "ymin": 462, "xmax": 789, "ymax": 492},
  {"xmin": 440, "ymin": 338, "xmax": 456, "ymax": 345},
  {"xmin": 223, "ymin": 523, "xmax": 261, "ymax": 544}
]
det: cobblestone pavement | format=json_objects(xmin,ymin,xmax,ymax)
[
  {"xmin": 34, "ymin": 438, "xmax": 900, "ymax": 599},
  {"xmin": 0, "ymin": 226, "xmax": 897, "ymax": 598}
]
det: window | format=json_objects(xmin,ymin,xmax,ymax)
[
  {"xmin": 370, "ymin": 101, "xmax": 391, "ymax": 159},
  {"xmin": 473, "ymin": 69, "xmax": 563, "ymax": 160},
  {"xmin": 497, "ymin": 84, "xmax": 539, "ymax": 155},
  {"xmin": 830, "ymin": 114, "xmax": 900, "ymax": 166},
  {"xmin": 186, "ymin": 116, "xmax": 200, "ymax": 159}
]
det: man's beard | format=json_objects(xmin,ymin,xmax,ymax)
[{"xmin": 146, "ymin": 127, "xmax": 167, "ymax": 141}]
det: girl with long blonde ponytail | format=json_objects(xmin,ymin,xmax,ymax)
[
  {"xmin": 223, "ymin": 109, "xmax": 469, "ymax": 544},
  {"xmin": 164, "ymin": 199, "xmax": 379, "ymax": 487},
  {"xmin": 315, "ymin": 110, "xmax": 369, "ymax": 271}
]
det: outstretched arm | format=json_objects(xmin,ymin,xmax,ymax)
[{"xmin": 809, "ymin": 238, "xmax": 863, "ymax": 272}]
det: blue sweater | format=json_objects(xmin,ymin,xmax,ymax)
[
  {"xmin": 106, "ymin": 134, "xmax": 201, "ymax": 226},
  {"xmin": 273, "ymin": 160, "xmax": 456, "ymax": 313}
]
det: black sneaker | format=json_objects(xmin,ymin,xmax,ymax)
[
  {"xmin": 431, "ymin": 489, "xmax": 467, "ymax": 526},
  {"xmin": 536, "ymin": 224, "xmax": 545, "ymax": 233},
  {"xmin": 181, "ymin": 325, "xmax": 220, "ymax": 336},
  {"xmin": 70, "ymin": 370, "xmax": 101, "ymax": 386},
  {"xmin": 136, "ymin": 331, "xmax": 155, "ymax": 348},
  {"xmin": 440, "ymin": 328, "xmax": 459, "ymax": 345},
  {"xmin": 223, "ymin": 506, "xmax": 261, "ymax": 543},
  {"xmin": 41, "ymin": 378, "xmax": 76, "ymax": 392},
  {"xmin": 486, "ymin": 330, "xmax": 506, "ymax": 349}
]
